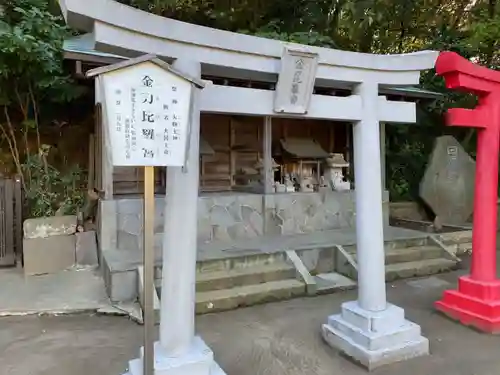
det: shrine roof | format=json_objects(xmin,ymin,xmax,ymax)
[
  {"xmin": 200, "ymin": 137, "xmax": 215, "ymax": 156},
  {"xmin": 280, "ymin": 138, "xmax": 329, "ymax": 159},
  {"xmin": 64, "ymin": 34, "xmax": 126, "ymax": 63},
  {"xmin": 85, "ymin": 54, "xmax": 206, "ymax": 88}
]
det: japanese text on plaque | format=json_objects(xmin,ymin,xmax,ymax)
[{"xmin": 110, "ymin": 73, "xmax": 186, "ymax": 165}]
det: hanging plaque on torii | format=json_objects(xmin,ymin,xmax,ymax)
[{"xmin": 274, "ymin": 47, "xmax": 319, "ymax": 114}]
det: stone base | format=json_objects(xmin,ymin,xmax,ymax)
[
  {"xmin": 435, "ymin": 275, "xmax": 500, "ymax": 333},
  {"xmin": 123, "ymin": 336, "xmax": 226, "ymax": 375},
  {"xmin": 23, "ymin": 235, "xmax": 76, "ymax": 276},
  {"xmin": 321, "ymin": 301, "xmax": 429, "ymax": 371}
]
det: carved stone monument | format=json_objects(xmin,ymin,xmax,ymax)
[{"xmin": 420, "ymin": 135, "xmax": 475, "ymax": 225}]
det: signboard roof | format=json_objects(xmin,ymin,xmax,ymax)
[{"xmin": 86, "ymin": 54, "xmax": 205, "ymax": 88}]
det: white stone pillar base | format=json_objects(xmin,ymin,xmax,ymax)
[
  {"xmin": 124, "ymin": 337, "xmax": 227, "ymax": 375},
  {"xmin": 322, "ymin": 301, "xmax": 429, "ymax": 370}
]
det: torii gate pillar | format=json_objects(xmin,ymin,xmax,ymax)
[
  {"xmin": 434, "ymin": 51, "xmax": 500, "ymax": 333},
  {"xmin": 321, "ymin": 82, "xmax": 429, "ymax": 371}
]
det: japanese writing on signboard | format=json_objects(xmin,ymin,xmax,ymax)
[
  {"xmin": 103, "ymin": 64, "xmax": 192, "ymax": 167},
  {"xmin": 290, "ymin": 58, "xmax": 305, "ymax": 105},
  {"xmin": 274, "ymin": 48, "xmax": 319, "ymax": 114}
]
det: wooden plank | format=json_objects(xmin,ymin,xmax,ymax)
[
  {"xmin": 200, "ymin": 174, "xmax": 231, "ymax": 181},
  {"xmin": 157, "ymin": 167, "xmax": 167, "ymax": 193},
  {"xmin": 0, "ymin": 179, "xmax": 15, "ymax": 266},
  {"xmin": 232, "ymin": 117, "xmax": 261, "ymax": 187},
  {"xmin": 346, "ymin": 123, "xmax": 353, "ymax": 178},
  {"xmin": 229, "ymin": 118, "xmax": 236, "ymax": 186},
  {"xmin": 88, "ymin": 134, "xmax": 95, "ymax": 191},
  {"xmin": 112, "ymin": 165, "xmax": 164, "ymax": 195},
  {"xmin": 329, "ymin": 123, "xmax": 334, "ymax": 153},
  {"xmin": 94, "ymin": 102, "xmax": 103, "ymax": 192},
  {"xmin": 200, "ymin": 114, "xmax": 231, "ymax": 190},
  {"xmin": 4, "ymin": 180, "xmax": 14, "ymax": 255},
  {"xmin": 263, "ymin": 116, "xmax": 273, "ymax": 194},
  {"xmin": 114, "ymin": 167, "xmax": 143, "ymax": 182},
  {"xmin": 200, "ymin": 185, "xmax": 231, "ymax": 192},
  {"xmin": 14, "ymin": 177, "xmax": 22, "ymax": 259},
  {"xmin": 96, "ymin": 82, "xmax": 113, "ymax": 199},
  {"xmin": 257, "ymin": 120, "xmax": 261, "ymax": 159},
  {"xmin": 200, "ymin": 156, "xmax": 206, "ymax": 186},
  {"xmin": 0, "ymin": 180, "xmax": 5, "ymax": 263}
]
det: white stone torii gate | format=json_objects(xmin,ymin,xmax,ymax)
[{"xmin": 59, "ymin": 0, "xmax": 438, "ymax": 373}]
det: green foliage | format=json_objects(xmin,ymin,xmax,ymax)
[
  {"xmin": 110, "ymin": 0, "xmax": 500, "ymax": 202},
  {"xmin": 0, "ymin": 0, "xmax": 87, "ymax": 217},
  {"xmin": 0, "ymin": 0, "xmax": 83, "ymax": 106},
  {"xmin": 240, "ymin": 21, "xmax": 337, "ymax": 48},
  {"xmin": 22, "ymin": 145, "xmax": 85, "ymax": 218},
  {"xmin": 6, "ymin": 0, "xmax": 500, "ymax": 206}
]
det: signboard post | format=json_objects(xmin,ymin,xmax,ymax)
[{"xmin": 87, "ymin": 55, "xmax": 205, "ymax": 375}]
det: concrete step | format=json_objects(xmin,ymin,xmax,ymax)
[
  {"xmin": 385, "ymin": 246, "xmax": 444, "ymax": 264},
  {"xmin": 352, "ymin": 246, "xmax": 443, "ymax": 265},
  {"xmin": 385, "ymin": 258, "xmax": 458, "ymax": 282},
  {"xmin": 195, "ymin": 262, "xmax": 296, "ymax": 292},
  {"xmin": 194, "ymin": 279, "xmax": 306, "ymax": 314},
  {"xmin": 439, "ymin": 230, "xmax": 473, "ymax": 245},
  {"xmin": 343, "ymin": 237, "xmax": 429, "ymax": 254},
  {"xmin": 315, "ymin": 272, "xmax": 357, "ymax": 294},
  {"xmin": 384, "ymin": 236, "xmax": 429, "ymax": 250},
  {"xmin": 198, "ymin": 252, "xmax": 287, "ymax": 275}
]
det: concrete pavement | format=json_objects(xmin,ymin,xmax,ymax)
[{"xmin": 0, "ymin": 261, "xmax": 498, "ymax": 375}]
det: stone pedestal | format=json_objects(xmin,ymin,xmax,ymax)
[
  {"xmin": 23, "ymin": 215, "xmax": 78, "ymax": 276},
  {"xmin": 436, "ymin": 276, "xmax": 500, "ymax": 333},
  {"xmin": 322, "ymin": 302, "xmax": 429, "ymax": 370},
  {"xmin": 124, "ymin": 337, "xmax": 226, "ymax": 375}
]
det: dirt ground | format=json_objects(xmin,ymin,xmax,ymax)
[{"xmin": 1, "ymin": 263, "xmax": 499, "ymax": 375}]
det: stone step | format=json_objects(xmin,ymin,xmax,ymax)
[
  {"xmin": 194, "ymin": 279, "xmax": 306, "ymax": 314},
  {"xmin": 385, "ymin": 258, "xmax": 458, "ymax": 282},
  {"xmin": 195, "ymin": 252, "xmax": 287, "ymax": 275},
  {"xmin": 352, "ymin": 246, "xmax": 443, "ymax": 265},
  {"xmin": 439, "ymin": 230, "xmax": 473, "ymax": 245},
  {"xmin": 315, "ymin": 272, "xmax": 357, "ymax": 294},
  {"xmin": 343, "ymin": 237, "xmax": 429, "ymax": 254},
  {"xmin": 195, "ymin": 262, "xmax": 296, "ymax": 292},
  {"xmin": 384, "ymin": 237, "xmax": 430, "ymax": 250},
  {"xmin": 385, "ymin": 246, "xmax": 444, "ymax": 264}
]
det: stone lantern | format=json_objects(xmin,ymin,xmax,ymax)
[{"xmin": 324, "ymin": 153, "xmax": 351, "ymax": 191}]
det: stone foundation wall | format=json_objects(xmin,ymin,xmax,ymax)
[
  {"xmin": 99, "ymin": 191, "xmax": 390, "ymax": 251},
  {"xmin": 389, "ymin": 201, "xmax": 428, "ymax": 221},
  {"xmin": 264, "ymin": 191, "xmax": 358, "ymax": 236}
]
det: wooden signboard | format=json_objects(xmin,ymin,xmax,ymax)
[{"xmin": 87, "ymin": 55, "xmax": 204, "ymax": 375}]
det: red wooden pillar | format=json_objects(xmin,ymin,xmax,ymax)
[{"xmin": 434, "ymin": 51, "xmax": 500, "ymax": 333}]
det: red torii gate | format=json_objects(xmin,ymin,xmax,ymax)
[{"xmin": 434, "ymin": 51, "xmax": 500, "ymax": 333}]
